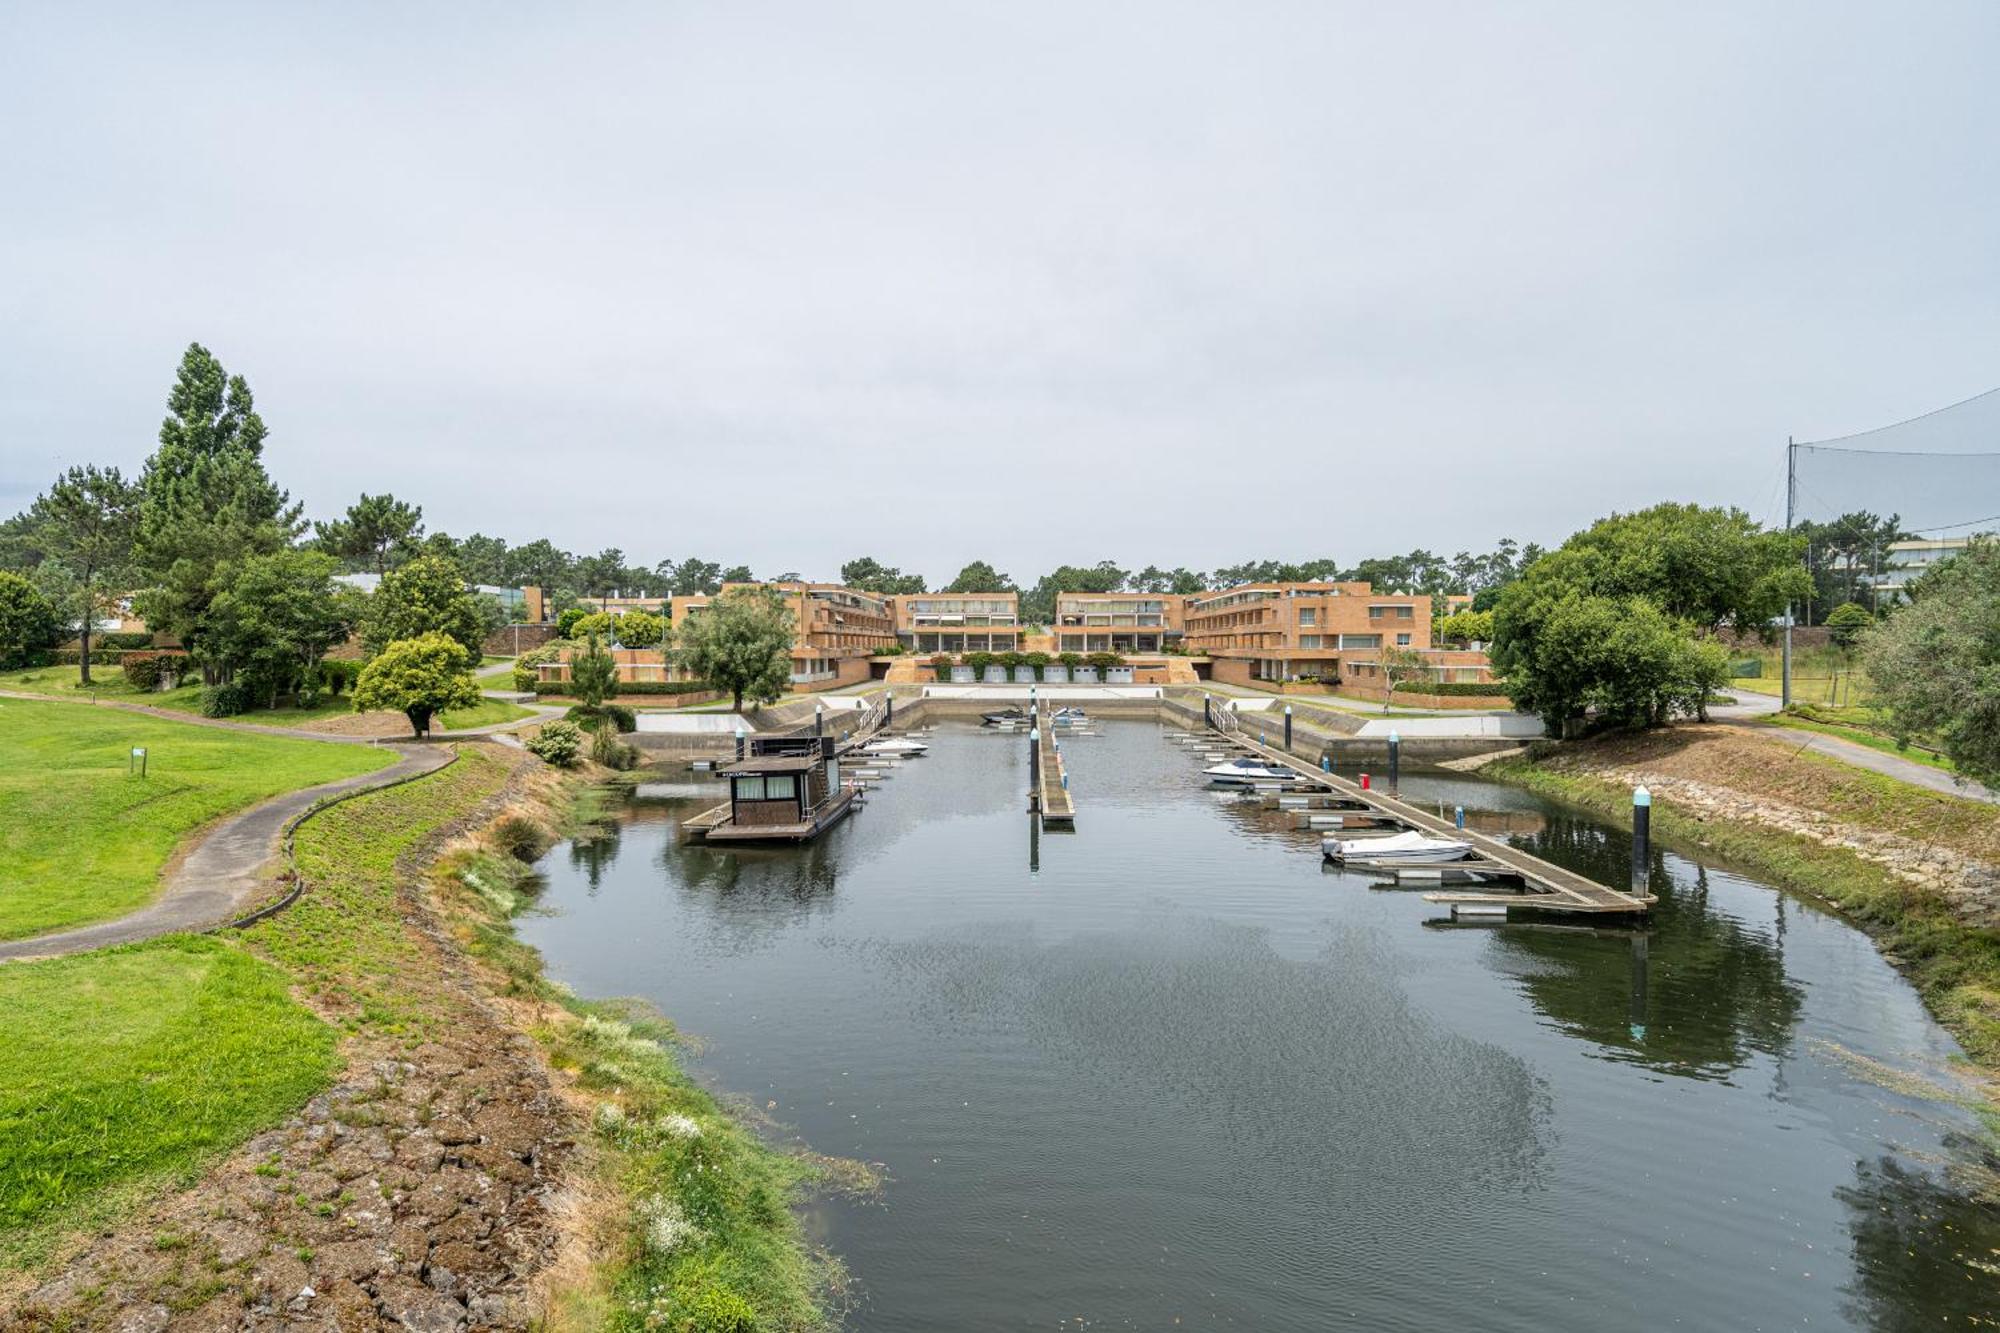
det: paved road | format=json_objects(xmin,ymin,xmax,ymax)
[
  {"xmin": 0, "ymin": 745, "xmax": 452, "ymax": 963},
  {"xmin": 1728, "ymin": 719, "xmax": 1998, "ymax": 806}
]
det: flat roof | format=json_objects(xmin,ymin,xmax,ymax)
[{"xmin": 718, "ymin": 754, "xmax": 821, "ymax": 774}]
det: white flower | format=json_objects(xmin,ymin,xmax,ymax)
[
  {"xmin": 636, "ymin": 1194, "xmax": 700, "ymax": 1256},
  {"xmin": 655, "ymin": 1112, "xmax": 702, "ymax": 1141}
]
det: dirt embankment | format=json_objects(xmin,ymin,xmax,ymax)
[
  {"xmin": 1526, "ymin": 726, "xmax": 2000, "ymax": 929},
  {"xmin": 4, "ymin": 749, "xmax": 584, "ymax": 1333}
]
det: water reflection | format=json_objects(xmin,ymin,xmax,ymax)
[
  {"xmin": 1837, "ymin": 1151, "xmax": 2000, "ymax": 1330},
  {"xmin": 516, "ymin": 727, "xmax": 2000, "ymax": 1329}
]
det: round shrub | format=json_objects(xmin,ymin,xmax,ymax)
[
  {"xmin": 525, "ymin": 719, "xmax": 585, "ymax": 767},
  {"xmin": 490, "ymin": 812, "xmax": 555, "ymax": 862},
  {"xmin": 122, "ymin": 654, "xmax": 165, "ymax": 691},
  {"xmin": 200, "ymin": 682, "xmax": 250, "ymax": 717}
]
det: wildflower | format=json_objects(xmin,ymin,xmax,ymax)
[
  {"xmin": 636, "ymin": 1194, "xmax": 700, "ymax": 1256},
  {"xmin": 655, "ymin": 1112, "xmax": 702, "ymax": 1141}
]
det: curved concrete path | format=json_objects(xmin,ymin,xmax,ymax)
[{"xmin": 0, "ymin": 743, "xmax": 452, "ymax": 963}]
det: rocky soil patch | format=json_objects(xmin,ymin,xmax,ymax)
[
  {"xmin": 3, "ymin": 751, "xmax": 582, "ymax": 1333},
  {"xmin": 1538, "ymin": 726, "xmax": 2000, "ymax": 928}
]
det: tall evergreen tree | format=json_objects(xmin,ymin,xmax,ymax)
[
  {"xmin": 28, "ymin": 465, "xmax": 139, "ymax": 683},
  {"xmin": 314, "ymin": 492, "xmax": 425, "ymax": 574},
  {"xmin": 133, "ymin": 343, "xmax": 302, "ymax": 677}
]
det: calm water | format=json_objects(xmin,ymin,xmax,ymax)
[{"xmin": 521, "ymin": 720, "xmax": 2000, "ymax": 1330}]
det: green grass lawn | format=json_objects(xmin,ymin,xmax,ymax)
[
  {"xmin": 435, "ymin": 696, "xmax": 534, "ymax": 730},
  {"xmin": 0, "ymin": 698, "xmax": 393, "ymax": 940},
  {"xmin": 0, "ymin": 936, "xmax": 338, "ymax": 1255},
  {"xmin": 0, "ymin": 664, "xmax": 529, "ymax": 732},
  {"xmin": 1727, "ymin": 645, "xmax": 1872, "ymax": 706}
]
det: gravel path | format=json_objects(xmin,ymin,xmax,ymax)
[{"xmin": 0, "ymin": 745, "xmax": 452, "ymax": 963}]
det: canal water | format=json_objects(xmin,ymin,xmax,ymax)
[{"xmin": 520, "ymin": 720, "xmax": 2000, "ymax": 1330}]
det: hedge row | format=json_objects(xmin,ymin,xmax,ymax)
[
  {"xmin": 1405, "ymin": 681, "xmax": 1511, "ymax": 697},
  {"xmin": 530, "ymin": 679, "xmax": 713, "ymax": 696}
]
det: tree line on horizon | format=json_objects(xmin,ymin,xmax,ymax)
[{"xmin": 2, "ymin": 341, "xmax": 1991, "ymax": 779}]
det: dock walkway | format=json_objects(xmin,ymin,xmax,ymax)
[
  {"xmin": 1036, "ymin": 712, "xmax": 1075, "ymax": 827},
  {"xmin": 1206, "ymin": 709, "xmax": 1651, "ymax": 915}
]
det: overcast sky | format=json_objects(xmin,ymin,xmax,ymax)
[{"xmin": 3, "ymin": 2, "xmax": 1996, "ymax": 583}]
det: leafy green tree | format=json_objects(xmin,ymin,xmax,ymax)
[
  {"xmin": 575, "ymin": 547, "xmax": 629, "ymax": 598},
  {"xmin": 455, "ymin": 533, "xmax": 511, "ymax": 586},
  {"xmin": 942, "ymin": 560, "xmax": 1013, "ymax": 593},
  {"xmin": 207, "ymin": 550, "xmax": 354, "ymax": 708},
  {"xmin": 1862, "ymin": 539, "xmax": 2000, "ymax": 784},
  {"xmin": 1379, "ymin": 645, "xmax": 1431, "ymax": 710},
  {"xmin": 506, "ymin": 538, "xmax": 574, "ymax": 594},
  {"xmin": 719, "ymin": 564, "xmax": 753, "ymax": 585},
  {"xmin": 569, "ymin": 632, "xmax": 621, "ymax": 708},
  {"xmin": 674, "ymin": 586, "xmax": 794, "ymax": 712},
  {"xmin": 614, "ymin": 609, "xmax": 665, "ymax": 648},
  {"xmin": 1559, "ymin": 503, "xmax": 1809, "ymax": 636},
  {"xmin": 0, "ymin": 571, "xmax": 60, "ymax": 668},
  {"xmin": 1435, "ymin": 609, "xmax": 1495, "ymax": 645},
  {"xmin": 1824, "ymin": 602, "xmax": 1874, "ymax": 649},
  {"xmin": 351, "ymin": 632, "xmax": 480, "ymax": 737},
  {"xmin": 661, "ymin": 557, "xmax": 723, "ymax": 596},
  {"xmin": 1021, "ymin": 561, "xmax": 1130, "ymax": 622},
  {"xmin": 556, "ymin": 607, "xmax": 588, "ymax": 638},
  {"xmin": 361, "ymin": 554, "xmax": 487, "ymax": 662},
  {"xmin": 840, "ymin": 556, "xmax": 927, "ymax": 595},
  {"xmin": 27, "ymin": 465, "xmax": 139, "ymax": 684},
  {"xmin": 1496, "ymin": 587, "xmax": 1726, "ymax": 733},
  {"xmin": 313, "ymin": 492, "xmax": 424, "ymax": 575},
  {"xmin": 133, "ymin": 344, "xmax": 303, "ymax": 676}
]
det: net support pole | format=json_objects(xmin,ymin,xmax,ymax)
[{"xmin": 1782, "ymin": 437, "xmax": 1795, "ymax": 710}]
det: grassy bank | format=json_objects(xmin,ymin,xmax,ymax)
[
  {"xmin": 0, "ymin": 664, "xmax": 530, "ymax": 733},
  {"xmin": 431, "ymin": 789, "xmax": 855, "ymax": 1331},
  {"xmin": 0, "ymin": 697, "xmax": 393, "ymax": 940},
  {"xmin": 0, "ymin": 937, "xmax": 339, "ymax": 1266},
  {"xmin": 1488, "ymin": 748, "xmax": 2000, "ymax": 1073}
]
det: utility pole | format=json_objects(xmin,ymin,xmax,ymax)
[{"xmin": 1782, "ymin": 437, "xmax": 1795, "ymax": 709}]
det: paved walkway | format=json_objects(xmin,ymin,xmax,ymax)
[
  {"xmin": 0, "ymin": 745, "xmax": 454, "ymax": 963},
  {"xmin": 1728, "ymin": 719, "xmax": 1998, "ymax": 805}
]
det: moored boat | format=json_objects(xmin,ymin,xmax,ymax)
[
  {"xmin": 1322, "ymin": 829, "xmax": 1475, "ymax": 864},
  {"xmin": 1202, "ymin": 757, "xmax": 1297, "ymax": 787}
]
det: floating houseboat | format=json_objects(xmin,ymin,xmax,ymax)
[{"xmin": 682, "ymin": 735, "xmax": 858, "ymax": 844}]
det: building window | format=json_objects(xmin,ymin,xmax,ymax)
[
  {"xmin": 1338, "ymin": 634, "xmax": 1381, "ymax": 650},
  {"xmin": 1299, "ymin": 608, "xmax": 1316, "ymax": 626},
  {"xmin": 1396, "ymin": 633, "xmax": 1411, "ymax": 645},
  {"xmin": 1299, "ymin": 635, "xmax": 1322, "ymax": 649}
]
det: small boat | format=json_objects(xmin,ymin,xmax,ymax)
[
  {"xmin": 1202, "ymin": 757, "xmax": 1298, "ymax": 787},
  {"xmin": 1050, "ymin": 707, "xmax": 1088, "ymax": 724},
  {"xmin": 1322, "ymin": 829, "xmax": 1475, "ymax": 864},
  {"xmin": 982, "ymin": 708, "xmax": 1029, "ymax": 726},
  {"xmin": 860, "ymin": 738, "xmax": 928, "ymax": 757}
]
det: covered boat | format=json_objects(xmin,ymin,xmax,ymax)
[
  {"xmin": 1322, "ymin": 829, "xmax": 1475, "ymax": 864},
  {"xmin": 859, "ymin": 737, "xmax": 929, "ymax": 757},
  {"xmin": 1202, "ymin": 757, "xmax": 1297, "ymax": 787}
]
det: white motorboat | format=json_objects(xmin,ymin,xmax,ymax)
[
  {"xmin": 1202, "ymin": 757, "xmax": 1297, "ymax": 787},
  {"xmin": 860, "ymin": 738, "xmax": 929, "ymax": 757},
  {"xmin": 1051, "ymin": 707, "xmax": 1088, "ymax": 724},
  {"xmin": 1322, "ymin": 829, "xmax": 1475, "ymax": 864}
]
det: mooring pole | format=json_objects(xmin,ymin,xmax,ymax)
[
  {"xmin": 1782, "ymin": 437, "xmax": 1795, "ymax": 709},
  {"xmin": 1454, "ymin": 804, "xmax": 1465, "ymax": 830},
  {"xmin": 1203, "ymin": 693, "xmax": 1212, "ymax": 728},
  {"xmin": 1387, "ymin": 730, "xmax": 1401, "ymax": 794},
  {"xmin": 886, "ymin": 693, "xmax": 894, "ymax": 725},
  {"xmin": 1028, "ymin": 725, "xmax": 1041, "ymax": 806},
  {"xmin": 1631, "ymin": 785, "xmax": 1652, "ymax": 897},
  {"xmin": 814, "ymin": 704, "xmax": 824, "ymax": 737},
  {"xmin": 733, "ymin": 726, "xmax": 745, "ymax": 761},
  {"xmin": 1283, "ymin": 704, "xmax": 1293, "ymax": 750}
]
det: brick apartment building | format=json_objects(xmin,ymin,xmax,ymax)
[
  {"xmin": 1183, "ymin": 581, "xmax": 1437, "ymax": 688},
  {"xmin": 1052, "ymin": 593, "xmax": 1189, "ymax": 655},
  {"xmin": 893, "ymin": 593, "xmax": 1022, "ymax": 654}
]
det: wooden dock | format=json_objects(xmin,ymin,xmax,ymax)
[
  {"xmin": 1201, "ymin": 718, "xmax": 1652, "ymax": 916},
  {"xmin": 1036, "ymin": 706, "xmax": 1075, "ymax": 827}
]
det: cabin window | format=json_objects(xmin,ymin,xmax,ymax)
[
  {"xmin": 765, "ymin": 774, "xmax": 798, "ymax": 800},
  {"xmin": 736, "ymin": 776, "xmax": 767, "ymax": 800}
]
